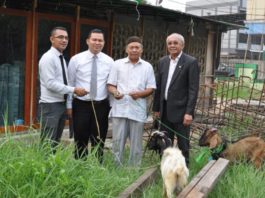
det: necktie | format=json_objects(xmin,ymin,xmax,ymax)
[
  {"xmin": 90, "ymin": 55, "xmax": 97, "ymax": 99},
  {"xmin": 59, "ymin": 55, "xmax": 68, "ymax": 101}
]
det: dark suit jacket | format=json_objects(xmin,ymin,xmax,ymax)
[{"xmin": 153, "ymin": 53, "xmax": 200, "ymax": 123}]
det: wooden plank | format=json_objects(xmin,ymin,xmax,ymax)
[
  {"xmin": 118, "ymin": 167, "xmax": 158, "ymax": 198},
  {"xmin": 177, "ymin": 160, "xmax": 216, "ymax": 198},
  {"xmin": 186, "ymin": 188, "xmax": 205, "ymax": 198},
  {"xmin": 189, "ymin": 158, "xmax": 229, "ymax": 197}
]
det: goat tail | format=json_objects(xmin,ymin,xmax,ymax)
[{"xmin": 174, "ymin": 166, "xmax": 189, "ymax": 189}]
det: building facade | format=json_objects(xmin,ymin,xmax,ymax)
[
  {"xmin": 0, "ymin": 0, "xmax": 240, "ymax": 131},
  {"xmin": 186, "ymin": 0, "xmax": 247, "ymax": 58},
  {"xmin": 238, "ymin": 0, "xmax": 265, "ymax": 60}
]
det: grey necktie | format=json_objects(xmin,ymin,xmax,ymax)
[{"xmin": 90, "ymin": 55, "xmax": 97, "ymax": 99}]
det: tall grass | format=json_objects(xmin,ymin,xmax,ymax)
[
  {"xmin": 1, "ymin": 132, "xmax": 264, "ymax": 198},
  {"xmin": 0, "ymin": 134, "xmax": 160, "ymax": 198},
  {"xmin": 209, "ymin": 163, "xmax": 265, "ymax": 198},
  {"xmin": 141, "ymin": 148, "xmax": 265, "ymax": 198}
]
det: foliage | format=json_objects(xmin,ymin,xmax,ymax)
[
  {"xmin": 0, "ymin": 135, "xmax": 159, "ymax": 198},
  {"xmin": 215, "ymin": 80, "xmax": 263, "ymax": 100},
  {"xmin": 1, "ymin": 132, "xmax": 264, "ymax": 198},
  {"xmin": 141, "ymin": 148, "xmax": 265, "ymax": 198},
  {"xmin": 209, "ymin": 163, "xmax": 265, "ymax": 198}
]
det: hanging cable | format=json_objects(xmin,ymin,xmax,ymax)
[{"xmin": 134, "ymin": 0, "xmax": 141, "ymax": 21}]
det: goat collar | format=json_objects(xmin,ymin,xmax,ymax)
[{"xmin": 211, "ymin": 138, "xmax": 227, "ymax": 159}]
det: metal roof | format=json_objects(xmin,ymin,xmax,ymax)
[{"xmin": 3, "ymin": 0, "xmax": 246, "ymax": 30}]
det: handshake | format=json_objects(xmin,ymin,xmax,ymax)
[{"xmin": 74, "ymin": 87, "xmax": 88, "ymax": 97}]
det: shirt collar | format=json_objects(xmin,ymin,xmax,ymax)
[
  {"xmin": 124, "ymin": 57, "xmax": 143, "ymax": 65},
  {"xmin": 169, "ymin": 51, "xmax": 182, "ymax": 61},
  {"xmin": 51, "ymin": 46, "xmax": 63, "ymax": 57},
  {"xmin": 87, "ymin": 50, "xmax": 102, "ymax": 59}
]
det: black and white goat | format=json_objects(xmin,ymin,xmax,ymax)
[
  {"xmin": 146, "ymin": 131, "xmax": 189, "ymax": 197},
  {"xmin": 146, "ymin": 131, "xmax": 172, "ymax": 158}
]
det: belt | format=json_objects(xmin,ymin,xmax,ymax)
[
  {"xmin": 74, "ymin": 98, "xmax": 108, "ymax": 104},
  {"xmin": 40, "ymin": 101, "xmax": 65, "ymax": 104}
]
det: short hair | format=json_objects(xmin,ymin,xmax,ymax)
[
  {"xmin": 126, "ymin": 36, "xmax": 143, "ymax": 46},
  {"xmin": 88, "ymin": 28, "xmax": 104, "ymax": 39},
  {"xmin": 50, "ymin": 26, "xmax": 67, "ymax": 36},
  {"xmin": 166, "ymin": 33, "xmax": 185, "ymax": 45}
]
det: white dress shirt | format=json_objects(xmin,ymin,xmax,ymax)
[
  {"xmin": 67, "ymin": 50, "xmax": 114, "ymax": 108},
  {"xmin": 39, "ymin": 47, "xmax": 74, "ymax": 103},
  {"xmin": 164, "ymin": 52, "xmax": 182, "ymax": 100},
  {"xmin": 107, "ymin": 57, "xmax": 156, "ymax": 122}
]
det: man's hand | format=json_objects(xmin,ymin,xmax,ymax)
[
  {"xmin": 74, "ymin": 87, "xmax": 88, "ymax": 96},
  {"xmin": 113, "ymin": 91, "xmax": 124, "ymax": 100},
  {"xmin": 153, "ymin": 112, "xmax": 160, "ymax": 119},
  {"xmin": 129, "ymin": 88, "xmax": 153, "ymax": 100},
  {"xmin": 129, "ymin": 91, "xmax": 141, "ymax": 100},
  {"xmin": 183, "ymin": 114, "xmax": 193, "ymax": 126}
]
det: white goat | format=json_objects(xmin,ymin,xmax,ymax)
[{"xmin": 161, "ymin": 147, "xmax": 189, "ymax": 198}]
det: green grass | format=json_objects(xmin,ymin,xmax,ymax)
[
  {"xmin": 1, "ymin": 134, "xmax": 264, "ymax": 198},
  {"xmin": 209, "ymin": 163, "xmax": 265, "ymax": 198},
  {"xmin": 0, "ymin": 134, "xmax": 159, "ymax": 198},
  {"xmin": 215, "ymin": 80, "xmax": 263, "ymax": 100},
  {"xmin": 141, "ymin": 148, "xmax": 265, "ymax": 198}
]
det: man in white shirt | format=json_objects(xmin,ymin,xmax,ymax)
[
  {"xmin": 107, "ymin": 36, "xmax": 156, "ymax": 166},
  {"xmin": 67, "ymin": 29, "xmax": 114, "ymax": 162},
  {"xmin": 39, "ymin": 26, "xmax": 87, "ymax": 151}
]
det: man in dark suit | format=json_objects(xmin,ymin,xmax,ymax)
[{"xmin": 153, "ymin": 33, "xmax": 200, "ymax": 166}]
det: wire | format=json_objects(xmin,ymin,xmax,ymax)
[
  {"xmin": 91, "ymin": 101, "xmax": 101, "ymax": 139},
  {"xmin": 135, "ymin": 1, "xmax": 141, "ymax": 21}
]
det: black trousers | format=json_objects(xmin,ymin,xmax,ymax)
[
  {"xmin": 72, "ymin": 98, "xmax": 110, "ymax": 162},
  {"xmin": 160, "ymin": 100, "xmax": 190, "ymax": 166}
]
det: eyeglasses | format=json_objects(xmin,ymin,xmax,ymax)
[{"xmin": 54, "ymin": 35, "xmax": 69, "ymax": 40}]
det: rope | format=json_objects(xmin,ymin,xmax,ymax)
[
  {"xmin": 156, "ymin": 119, "xmax": 191, "ymax": 141},
  {"xmin": 91, "ymin": 101, "xmax": 101, "ymax": 139},
  {"xmin": 128, "ymin": 97, "xmax": 192, "ymax": 141},
  {"xmin": 135, "ymin": 1, "xmax": 140, "ymax": 21}
]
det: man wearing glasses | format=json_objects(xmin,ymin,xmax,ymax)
[{"xmin": 38, "ymin": 26, "xmax": 87, "ymax": 152}]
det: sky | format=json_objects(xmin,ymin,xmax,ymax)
[
  {"xmin": 128, "ymin": 0, "xmax": 193, "ymax": 12},
  {"xmin": 144, "ymin": 0, "xmax": 191, "ymax": 12}
]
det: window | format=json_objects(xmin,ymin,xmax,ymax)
[
  {"xmin": 238, "ymin": 33, "xmax": 248, "ymax": 43},
  {"xmin": 251, "ymin": 35, "xmax": 262, "ymax": 45},
  {"xmin": 0, "ymin": 14, "xmax": 26, "ymax": 126}
]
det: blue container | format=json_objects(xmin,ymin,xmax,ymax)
[{"xmin": 15, "ymin": 119, "xmax": 24, "ymax": 125}]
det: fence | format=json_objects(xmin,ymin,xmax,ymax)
[{"xmin": 191, "ymin": 74, "xmax": 265, "ymax": 147}]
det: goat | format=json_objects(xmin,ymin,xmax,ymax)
[
  {"xmin": 199, "ymin": 128, "xmax": 265, "ymax": 168},
  {"xmin": 146, "ymin": 130, "xmax": 172, "ymax": 158},
  {"xmin": 161, "ymin": 147, "xmax": 189, "ymax": 198}
]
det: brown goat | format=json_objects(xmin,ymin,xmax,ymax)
[{"xmin": 199, "ymin": 128, "xmax": 265, "ymax": 168}]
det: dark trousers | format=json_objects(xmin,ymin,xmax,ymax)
[
  {"xmin": 160, "ymin": 100, "xmax": 190, "ymax": 166},
  {"xmin": 39, "ymin": 102, "xmax": 66, "ymax": 151},
  {"xmin": 72, "ymin": 98, "xmax": 110, "ymax": 162}
]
